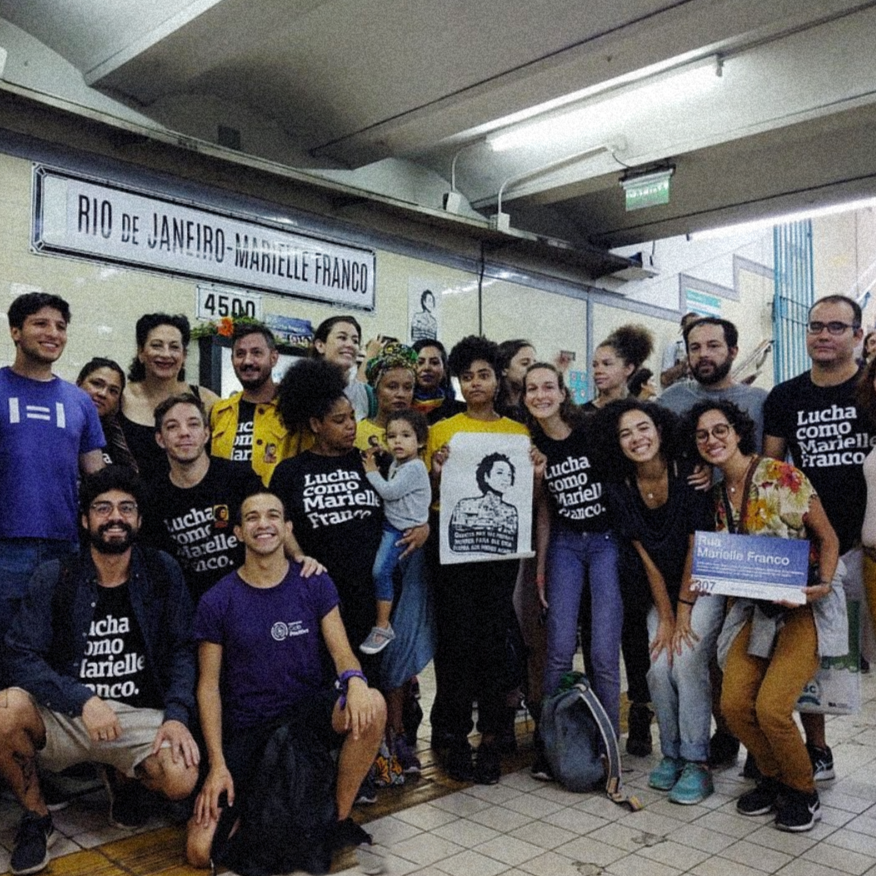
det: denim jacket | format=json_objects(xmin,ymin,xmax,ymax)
[{"xmin": 4, "ymin": 546, "xmax": 196, "ymax": 726}]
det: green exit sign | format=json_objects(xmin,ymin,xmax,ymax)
[{"xmin": 622, "ymin": 169, "xmax": 673, "ymax": 211}]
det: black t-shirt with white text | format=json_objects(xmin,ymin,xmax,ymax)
[
  {"xmin": 142, "ymin": 457, "xmax": 262, "ymax": 602},
  {"xmin": 534, "ymin": 422, "xmax": 609, "ymax": 533},
  {"xmin": 79, "ymin": 581, "xmax": 162, "ymax": 709},
  {"xmin": 270, "ymin": 449, "xmax": 383, "ymax": 593},
  {"xmin": 763, "ymin": 369, "xmax": 876, "ymax": 553},
  {"xmin": 231, "ymin": 400, "xmax": 256, "ymax": 463}
]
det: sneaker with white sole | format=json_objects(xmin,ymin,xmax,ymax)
[
  {"xmin": 330, "ymin": 818, "xmax": 385, "ymax": 874},
  {"xmin": 530, "ymin": 753, "xmax": 554, "ymax": 781},
  {"xmin": 806, "ymin": 743, "xmax": 835, "ymax": 781},
  {"xmin": 775, "ymin": 787, "xmax": 821, "ymax": 832},
  {"xmin": 10, "ymin": 811, "xmax": 56, "ymax": 876},
  {"xmin": 737, "ymin": 777, "xmax": 783, "ymax": 816}
]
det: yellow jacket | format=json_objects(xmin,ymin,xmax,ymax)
[{"xmin": 210, "ymin": 391, "xmax": 300, "ymax": 485}]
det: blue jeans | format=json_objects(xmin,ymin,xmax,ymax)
[
  {"xmin": 647, "ymin": 595, "xmax": 725, "ymax": 762},
  {"xmin": 372, "ymin": 523, "xmax": 406, "ymax": 604},
  {"xmin": 0, "ymin": 537, "xmax": 77, "ymax": 642},
  {"xmin": 544, "ymin": 527, "xmax": 622, "ymax": 736}
]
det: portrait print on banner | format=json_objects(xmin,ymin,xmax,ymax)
[
  {"xmin": 439, "ymin": 432, "xmax": 534, "ymax": 564},
  {"xmin": 408, "ymin": 279, "xmax": 440, "ymax": 342}
]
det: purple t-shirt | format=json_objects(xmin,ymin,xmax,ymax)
[
  {"xmin": 0, "ymin": 368, "xmax": 104, "ymax": 541},
  {"xmin": 193, "ymin": 564, "xmax": 340, "ymax": 731}
]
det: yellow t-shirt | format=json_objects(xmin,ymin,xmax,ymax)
[
  {"xmin": 354, "ymin": 418, "xmax": 386, "ymax": 452},
  {"xmin": 426, "ymin": 412, "xmax": 530, "ymax": 510}
]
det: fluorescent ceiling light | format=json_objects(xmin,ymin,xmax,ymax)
[
  {"xmin": 691, "ymin": 196, "xmax": 876, "ymax": 240},
  {"xmin": 487, "ymin": 55, "xmax": 721, "ymax": 153}
]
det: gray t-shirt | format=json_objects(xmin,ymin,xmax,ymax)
[
  {"xmin": 658, "ymin": 379, "xmax": 768, "ymax": 451},
  {"xmin": 366, "ymin": 458, "xmax": 431, "ymax": 530}
]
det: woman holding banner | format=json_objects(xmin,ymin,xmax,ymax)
[
  {"xmin": 427, "ymin": 335, "xmax": 531, "ymax": 785},
  {"xmin": 687, "ymin": 398, "xmax": 845, "ymax": 833}
]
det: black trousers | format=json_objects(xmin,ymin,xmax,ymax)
[{"xmin": 432, "ymin": 557, "xmax": 519, "ymax": 740}]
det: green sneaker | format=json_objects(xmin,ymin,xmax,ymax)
[
  {"xmin": 649, "ymin": 756, "xmax": 684, "ymax": 791},
  {"xmin": 669, "ymin": 762, "xmax": 714, "ymax": 805}
]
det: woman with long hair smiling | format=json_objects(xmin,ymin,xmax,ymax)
[
  {"xmin": 597, "ymin": 398, "xmax": 717, "ymax": 803},
  {"xmin": 522, "ymin": 362, "xmax": 621, "ymax": 777}
]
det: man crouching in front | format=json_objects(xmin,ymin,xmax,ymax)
[
  {"xmin": 186, "ymin": 489, "xmax": 386, "ymax": 873},
  {"xmin": 0, "ymin": 465, "xmax": 199, "ymax": 875}
]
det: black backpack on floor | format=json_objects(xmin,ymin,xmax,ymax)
[{"xmin": 214, "ymin": 721, "xmax": 337, "ymax": 876}]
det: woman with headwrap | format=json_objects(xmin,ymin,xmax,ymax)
[{"xmin": 355, "ymin": 342, "xmax": 419, "ymax": 452}]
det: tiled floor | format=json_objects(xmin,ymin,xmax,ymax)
[
  {"xmin": 3, "ymin": 669, "xmax": 876, "ymax": 875},
  {"xmin": 360, "ymin": 670, "xmax": 876, "ymax": 876}
]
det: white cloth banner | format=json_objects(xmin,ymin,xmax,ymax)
[{"xmin": 439, "ymin": 432, "xmax": 534, "ymax": 565}]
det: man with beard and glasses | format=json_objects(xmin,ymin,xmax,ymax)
[
  {"xmin": 210, "ymin": 323, "xmax": 296, "ymax": 485},
  {"xmin": 657, "ymin": 316, "xmax": 768, "ymax": 770},
  {"xmin": 0, "ymin": 466, "xmax": 199, "ymax": 875}
]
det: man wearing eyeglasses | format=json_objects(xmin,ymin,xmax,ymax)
[
  {"xmin": 763, "ymin": 294, "xmax": 875, "ymax": 783},
  {"xmin": 0, "ymin": 466, "xmax": 199, "ymax": 875}
]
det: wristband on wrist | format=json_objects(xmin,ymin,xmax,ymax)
[
  {"xmin": 677, "ymin": 597, "xmax": 696, "ymax": 606},
  {"xmin": 535, "ymin": 574, "xmax": 546, "ymax": 585},
  {"xmin": 336, "ymin": 669, "xmax": 367, "ymax": 708}
]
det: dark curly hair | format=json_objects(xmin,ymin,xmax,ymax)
[
  {"xmin": 447, "ymin": 335, "xmax": 499, "ymax": 378},
  {"xmin": 627, "ymin": 367, "xmax": 653, "ymax": 398},
  {"xmin": 475, "ymin": 452, "xmax": 515, "ymax": 494},
  {"xmin": 683, "ymin": 398, "xmax": 757, "ymax": 459},
  {"xmin": 597, "ymin": 324, "xmax": 654, "ymax": 371},
  {"xmin": 276, "ymin": 359, "xmax": 348, "ymax": 432},
  {"xmin": 592, "ymin": 398, "xmax": 680, "ymax": 481},
  {"xmin": 79, "ymin": 465, "xmax": 143, "ymax": 516},
  {"xmin": 128, "ymin": 313, "xmax": 190, "ymax": 382}
]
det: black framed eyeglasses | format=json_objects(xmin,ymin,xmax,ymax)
[{"xmin": 807, "ymin": 321, "xmax": 860, "ymax": 335}]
